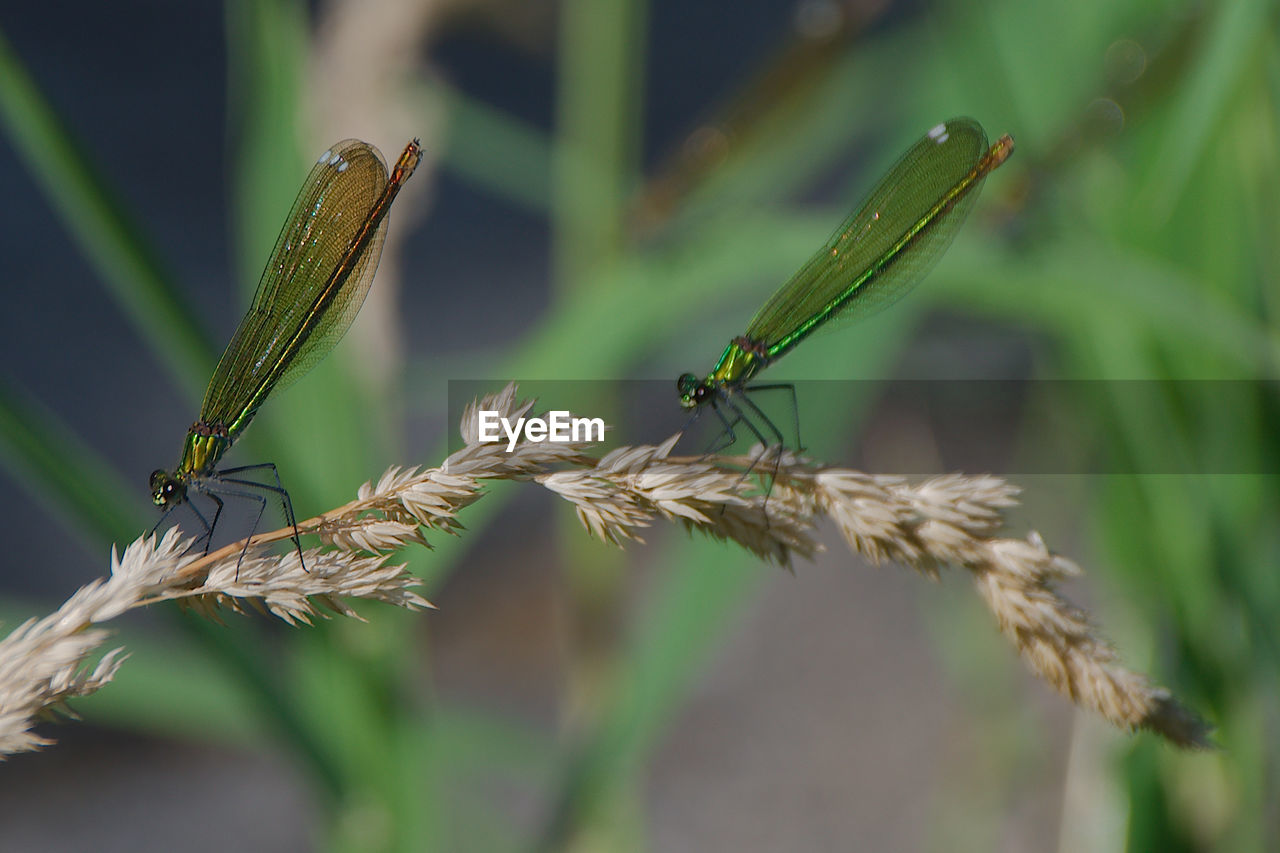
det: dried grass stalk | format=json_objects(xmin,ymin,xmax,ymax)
[{"xmin": 0, "ymin": 384, "xmax": 1210, "ymax": 756}]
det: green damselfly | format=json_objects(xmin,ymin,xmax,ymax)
[
  {"xmin": 678, "ymin": 118, "xmax": 1013, "ymax": 453},
  {"xmin": 150, "ymin": 138, "xmax": 422, "ymax": 557}
]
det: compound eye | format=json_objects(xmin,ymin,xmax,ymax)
[
  {"xmin": 676, "ymin": 373, "xmax": 697, "ymax": 395},
  {"xmin": 149, "ymin": 469, "xmax": 165, "ymax": 490}
]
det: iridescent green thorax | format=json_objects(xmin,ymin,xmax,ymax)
[
  {"xmin": 177, "ymin": 421, "xmax": 233, "ymax": 479},
  {"xmin": 710, "ymin": 335, "xmax": 771, "ymax": 386}
]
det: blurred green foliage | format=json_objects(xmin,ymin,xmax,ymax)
[{"xmin": 0, "ymin": 0, "xmax": 1277, "ymax": 849}]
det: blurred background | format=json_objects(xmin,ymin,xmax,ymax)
[{"xmin": 0, "ymin": 0, "xmax": 1276, "ymax": 850}]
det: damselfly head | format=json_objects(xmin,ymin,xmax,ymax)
[
  {"xmin": 677, "ymin": 373, "xmax": 713, "ymax": 409},
  {"xmin": 150, "ymin": 469, "xmax": 187, "ymax": 508}
]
